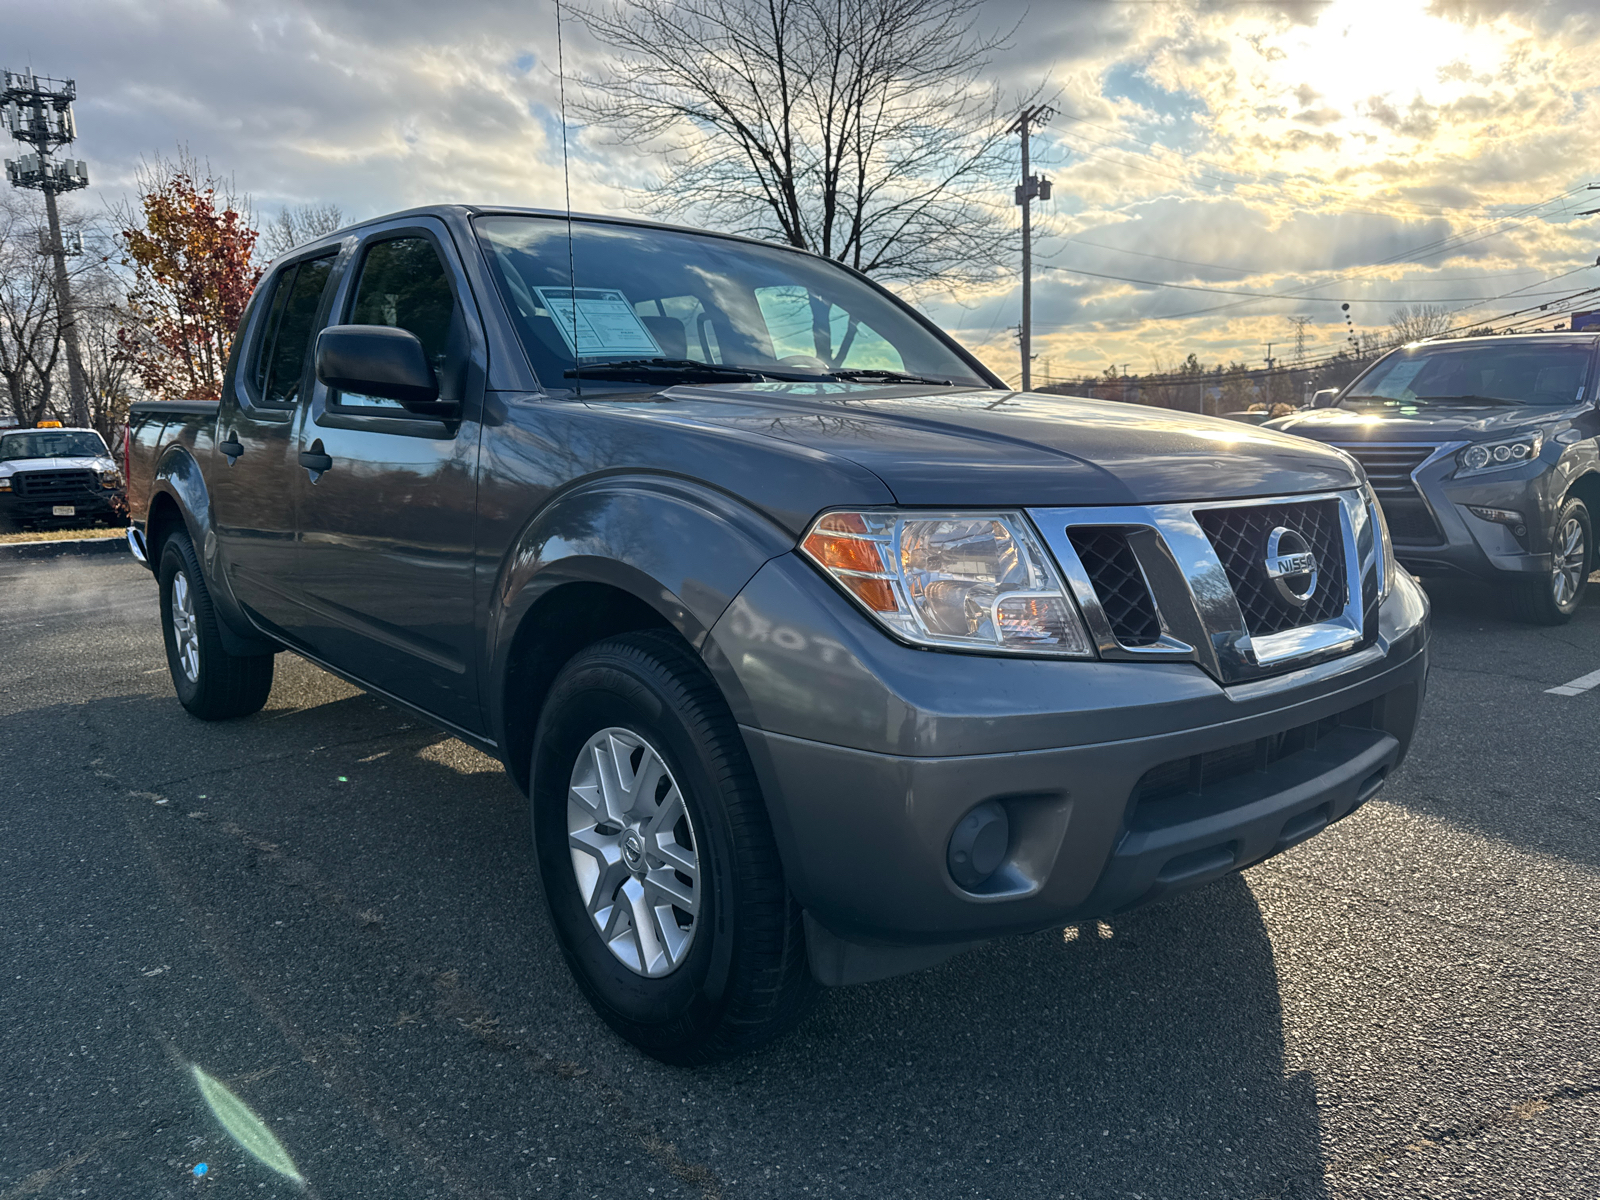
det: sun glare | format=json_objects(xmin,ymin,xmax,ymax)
[{"xmin": 1282, "ymin": 0, "xmax": 1498, "ymax": 108}]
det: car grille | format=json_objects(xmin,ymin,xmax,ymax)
[
  {"xmin": 1330, "ymin": 443, "xmax": 1442, "ymax": 544},
  {"xmin": 1031, "ymin": 489, "xmax": 1373, "ymax": 683},
  {"xmin": 1195, "ymin": 499, "xmax": 1349, "ymax": 637},
  {"xmin": 1067, "ymin": 526, "xmax": 1162, "ymax": 646},
  {"xmin": 12, "ymin": 469, "xmax": 96, "ymax": 499}
]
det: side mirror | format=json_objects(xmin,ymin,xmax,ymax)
[
  {"xmin": 315, "ymin": 325, "xmax": 447, "ymax": 415},
  {"xmin": 1311, "ymin": 388, "xmax": 1341, "ymax": 409}
]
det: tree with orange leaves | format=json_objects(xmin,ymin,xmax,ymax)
[{"xmin": 117, "ymin": 155, "xmax": 261, "ymax": 403}]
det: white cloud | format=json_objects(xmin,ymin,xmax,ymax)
[{"xmin": 10, "ymin": 0, "xmax": 1598, "ymax": 379}]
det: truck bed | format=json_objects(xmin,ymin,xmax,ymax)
[{"xmin": 125, "ymin": 400, "xmax": 218, "ymax": 525}]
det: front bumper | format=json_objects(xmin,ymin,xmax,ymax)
[
  {"xmin": 1374, "ymin": 451, "xmax": 1559, "ymax": 582},
  {"xmin": 0, "ymin": 488, "xmax": 121, "ymax": 526},
  {"xmin": 710, "ymin": 554, "xmax": 1429, "ymax": 984}
]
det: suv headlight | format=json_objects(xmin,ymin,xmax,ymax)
[
  {"xmin": 1456, "ymin": 433, "xmax": 1543, "ymax": 477},
  {"xmin": 800, "ymin": 510, "xmax": 1094, "ymax": 657},
  {"xmin": 99, "ymin": 469, "xmax": 123, "ymax": 489},
  {"xmin": 1363, "ymin": 482, "xmax": 1395, "ymax": 601}
]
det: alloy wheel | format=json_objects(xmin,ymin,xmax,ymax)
[
  {"xmin": 171, "ymin": 570, "xmax": 201, "ymax": 682},
  {"xmin": 567, "ymin": 727, "xmax": 700, "ymax": 977},
  {"xmin": 1552, "ymin": 516, "xmax": 1587, "ymax": 609}
]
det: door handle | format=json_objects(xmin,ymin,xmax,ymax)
[
  {"xmin": 219, "ymin": 436, "xmax": 244, "ymax": 463},
  {"xmin": 299, "ymin": 440, "xmax": 333, "ymax": 479}
]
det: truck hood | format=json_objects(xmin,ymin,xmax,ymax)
[
  {"xmin": 1267, "ymin": 404, "xmax": 1582, "ymax": 442},
  {"xmin": 610, "ymin": 383, "xmax": 1359, "ymax": 506},
  {"xmin": 0, "ymin": 455, "xmax": 115, "ymax": 478}
]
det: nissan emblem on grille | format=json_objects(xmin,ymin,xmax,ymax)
[{"xmin": 1264, "ymin": 526, "xmax": 1319, "ymax": 606}]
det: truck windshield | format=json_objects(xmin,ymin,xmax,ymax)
[
  {"xmin": 473, "ymin": 215, "xmax": 991, "ymax": 391},
  {"xmin": 1345, "ymin": 342, "xmax": 1593, "ymax": 409},
  {"xmin": 0, "ymin": 430, "xmax": 109, "ymax": 460}
]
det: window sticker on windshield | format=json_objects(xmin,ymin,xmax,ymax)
[
  {"xmin": 532, "ymin": 287, "xmax": 664, "ymax": 359},
  {"xmin": 1371, "ymin": 358, "xmax": 1427, "ymax": 398}
]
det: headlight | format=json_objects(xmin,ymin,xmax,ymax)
[
  {"xmin": 0, "ymin": 477, "xmax": 10, "ymax": 492},
  {"xmin": 800, "ymin": 510, "xmax": 1094, "ymax": 657},
  {"xmin": 99, "ymin": 469, "xmax": 123, "ymax": 489},
  {"xmin": 1456, "ymin": 433, "xmax": 1543, "ymax": 477},
  {"xmin": 1363, "ymin": 482, "xmax": 1395, "ymax": 601}
]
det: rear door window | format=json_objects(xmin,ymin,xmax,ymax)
[{"xmin": 250, "ymin": 255, "xmax": 335, "ymax": 407}]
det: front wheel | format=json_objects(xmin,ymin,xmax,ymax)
[
  {"xmin": 1507, "ymin": 497, "xmax": 1591, "ymax": 625},
  {"xmin": 158, "ymin": 531, "xmax": 275, "ymax": 719},
  {"xmin": 530, "ymin": 631, "xmax": 818, "ymax": 1064}
]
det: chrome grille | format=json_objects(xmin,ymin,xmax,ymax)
[
  {"xmin": 1066, "ymin": 527, "xmax": 1161, "ymax": 646},
  {"xmin": 1329, "ymin": 443, "xmax": 1442, "ymax": 545},
  {"xmin": 13, "ymin": 469, "xmax": 96, "ymax": 499},
  {"xmin": 1030, "ymin": 489, "xmax": 1377, "ymax": 685},
  {"xmin": 1195, "ymin": 500, "xmax": 1348, "ymax": 636}
]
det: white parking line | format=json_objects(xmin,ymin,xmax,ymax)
[{"xmin": 1545, "ymin": 667, "xmax": 1600, "ymax": 696}]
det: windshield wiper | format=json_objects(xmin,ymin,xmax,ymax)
[
  {"xmin": 829, "ymin": 368, "xmax": 956, "ymax": 387},
  {"xmin": 1414, "ymin": 394, "xmax": 1527, "ymax": 406},
  {"xmin": 566, "ymin": 358, "xmax": 767, "ymax": 382}
]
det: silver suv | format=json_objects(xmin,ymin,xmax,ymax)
[{"xmin": 1270, "ymin": 333, "xmax": 1600, "ymax": 623}]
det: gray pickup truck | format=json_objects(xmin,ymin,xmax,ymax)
[
  {"xmin": 127, "ymin": 205, "xmax": 1430, "ymax": 1063},
  {"xmin": 1270, "ymin": 333, "xmax": 1599, "ymax": 624}
]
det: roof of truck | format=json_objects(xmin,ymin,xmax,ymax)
[{"xmin": 268, "ymin": 203, "xmax": 816, "ymax": 269}]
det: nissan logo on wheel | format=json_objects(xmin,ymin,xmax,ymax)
[{"xmin": 1265, "ymin": 526, "xmax": 1319, "ymax": 606}]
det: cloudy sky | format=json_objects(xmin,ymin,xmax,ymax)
[{"xmin": 13, "ymin": 0, "xmax": 1600, "ymax": 385}]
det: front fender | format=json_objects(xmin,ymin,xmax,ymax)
[{"xmin": 484, "ymin": 473, "xmax": 795, "ymax": 742}]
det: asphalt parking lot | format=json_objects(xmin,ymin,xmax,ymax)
[{"xmin": 2, "ymin": 554, "xmax": 1597, "ymax": 1200}]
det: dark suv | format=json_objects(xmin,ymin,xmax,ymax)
[{"xmin": 1269, "ymin": 333, "xmax": 1600, "ymax": 623}]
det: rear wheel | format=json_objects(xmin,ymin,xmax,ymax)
[
  {"xmin": 530, "ymin": 631, "xmax": 818, "ymax": 1064},
  {"xmin": 1507, "ymin": 497, "xmax": 1591, "ymax": 625},
  {"xmin": 158, "ymin": 530, "xmax": 275, "ymax": 719}
]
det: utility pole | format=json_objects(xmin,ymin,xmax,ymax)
[
  {"xmin": 1264, "ymin": 342, "xmax": 1275, "ymax": 370},
  {"xmin": 2, "ymin": 71, "xmax": 90, "ymax": 428},
  {"xmin": 1009, "ymin": 104, "xmax": 1053, "ymax": 392}
]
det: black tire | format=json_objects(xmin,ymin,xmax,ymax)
[
  {"xmin": 530, "ymin": 630, "xmax": 818, "ymax": 1064},
  {"xmin": 157, "ymin": 530, "xmax": 275, "ymax": 720},
  {"xmin": 1506, "ymin": 497, "xmax": 1592, "ymax": 625}
]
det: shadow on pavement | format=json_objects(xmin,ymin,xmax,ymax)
[
  {"xmin": 710, "ymin": 873, "xmax": 1330, "ymax": 1199},
  {"xmin": 1381, "ymin": 576, "xmax": 1600, "ymax": 873}
]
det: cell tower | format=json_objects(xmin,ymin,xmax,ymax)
[{"xmin": 3, "ymin": 71, "xmax": 90, "ymax": 427}]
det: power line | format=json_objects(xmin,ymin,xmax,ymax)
[
  {"xmin": 1048, "ymin": 236, "xmax": 1554, "ymax": 284},
  {"xmin": 1034, "ymin": 261, "xmax": 1593, "ymax": 304}
]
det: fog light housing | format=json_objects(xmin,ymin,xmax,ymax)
[
  {"xmin": 947, "ymin": 801, "xmax": 1009, "ymax": 889},
  {"xmin": 1467, "ymin": 505, "xmax": 1529, "ymax": 540}
]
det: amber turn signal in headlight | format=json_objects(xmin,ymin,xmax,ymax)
[{"xmin": 800, "ymin": 510, "xmax": 1094, "ymax": 657}]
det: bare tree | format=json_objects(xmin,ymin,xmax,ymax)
[
  {"xmin": 575, "ymin": 0, "xmax": 1034, "ymax": 287},
  {"xmin": 0, "ymin": 191, "xmax": 67, "ymax": 427},
  {"xmin": 261, "ymin": 201, "xmax": 345, "ymax": 260},
  {"xmin": 1389, "ymin": 303, "xmax": 1454, "ymax": 345},
  {"xmin": 75, "ymin": 260, "xmax": 141, "ymax": 445}
]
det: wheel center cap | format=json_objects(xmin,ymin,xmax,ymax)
[{"xmin": 621, "ymin": 830, "xmax": 646, "ymax": 873}]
